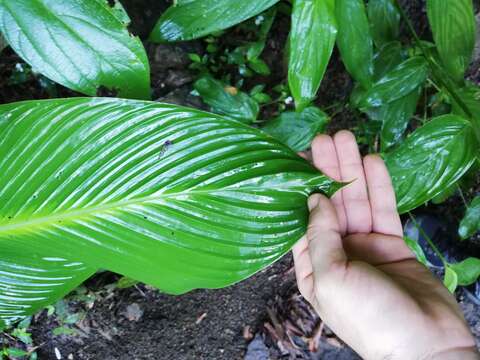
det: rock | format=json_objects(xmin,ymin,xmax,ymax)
[{"xmin": 125, "ymin": 303, "xmax": 143, "ymax": 322}]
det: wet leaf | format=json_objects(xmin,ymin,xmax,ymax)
[
  {"xmin": 450, "ymin": 258, "xmax": 480, "ymax": 286},
  {"xmin": 335, "ymin": 0, "xmax": 374, "ymax": 88},
  {"xmin": 385, "ymin": 115, "xmax": 477, "ymax": 213},
  {"xmin": 367, "ymin": 0, "xmax": 401, "ymax": 48},
  {"xmin": 459, "ymin": 196, "xmax": 480, "ymax": 240},
  {"xmin": 0, "ymin": 0, "xmax": 150, "ymax": 99},
  {"xmin": 372, "ymin": 41, "xmax": 405, "ymax": 82},
  {"xmin": 262, "ymin": 106, "xmax": 329, "ymax": 152},
  {"xmin": 427, "ymin": 0, "xmax": 476, "ymax": 82},
  {"xmin": 288, "ymin": 0, "xmax": 337, "ymax": 111},
  {"xmin": 359, "ymin": 56, "xmax": 428, "ymax": 108},
  {"xmin": 150, "ymin": 0, "xmax": 279, "ymax": 42},
  {"xmin": 0, "ymin": 97, "xmax": 340, "ymax": 327},
  {"xmin": 193, "ymin": 76, "xmax": 259, "ymax": 123}
]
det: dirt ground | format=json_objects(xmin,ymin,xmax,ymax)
[{"xmin": 1, "ymin": 1, "xmax": 479, "ymax": 359}]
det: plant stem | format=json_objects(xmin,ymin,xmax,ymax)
[{"xmin": 407, "ymin": 212, "xmax": 447, "ymax": 265}]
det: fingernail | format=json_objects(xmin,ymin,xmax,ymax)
[{"xmin": 307, "ymin": 194, "xmax": 322, "ymax": 211}]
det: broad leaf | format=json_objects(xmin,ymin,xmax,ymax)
[
  {"xmin": 385, "ymin": 115, "xmax": 477, "ymax": 213},
  {"xmin": 0, "ymin": 97, "xmax": 340, "ymax": 328},
  {"xmin": 427, "ymin": 0, "xmax": 476, "ymax": 83},
  {"xmin": 0, "ymin": 0, "xmax": 150, "ymax": 99},
  {"xmin": 443, "ymin": 265, "xmax": 458, "ymax": 293},
  {"xmin": 288, "ymin": 0, "xmax": 337, "ymax": 111},
  {"xmin": 359, "ymin": 56, "xmax": 428, "ymax": 108},
  {"xmin": 150, "ymin": 0, "xmax": 279, "ymax": 42},
  {"xmin": 335, "ymin": 0, "xmax": 374, "ymax": 88},
  {"xmin": 452, "ymin": 84, "xmax": 480, "ymax": 142},
  {"xmin": 367, "ymin": 0, "xmax": 401, "ymax": 48},
  {"xmin": 193, "ymin": 76, "xmax": 259, "ymax": 124},
  {"xmin": 459, "ymin": 196, "xmax": 480, "ymax": 240},
  {"xmin": 372, "ymin": 41, "xmax": 405, "ymax": 81},
  {"xmin": 450, "ymin": 258, "xmax": 480, "ymax": 286},
  {"xmin": 262, "ymin": 106, "xmax": 329, "ymax": 152}
]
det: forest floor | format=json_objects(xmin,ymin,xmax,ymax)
[{"xmin": 0, "ymin": 1, "xmax": 479, "ymax": 359}]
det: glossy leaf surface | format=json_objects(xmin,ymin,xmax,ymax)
[
  {"xmin": 359, "ymin": 56, "xmax": 428, "ymax": 108},
  {"xmin": 444, "ymin": 266, "xmax": 458, "ymax": 293},
  {"xmin": 459, "ymin": 196, "xmax": 480, "ymax": 240},
  {"xmin": 335, "ymin": 0, "xmax": 374, "ymax": 88},
  {"xmin": 150, "ymin": 0, "xmax": 279, "ymax": 42},
  {"xmin": 367, "ymin": 0, "xmax": 401, "ymax": 48},
  {"xmin": 0, "ymin": 0, "xmax": 150, "ymax": 99},
  {"xmin": 262, "ymin": 106, "xmax": 329, "ymax": 152},
  {"xmin": 385, "ymin": 115, "xmax": 477, "ymax": 213},
  {"xmin": 194, "ymin": 76, "xmax": 259, "ymax": 124},
  {"xmin": 450, "ymin": 258, "xmax": 480, "ymax": 286},
  {"xmin": 288, "ymin": 0, "xmax": 337, "ymax": 111},
  {"xmin": 427, "ymin": 0, "xmax": 476, "ymax": 82},
  {"xmin": 0, "ymin": 97, "xmax": 339, "ymax": 328}
]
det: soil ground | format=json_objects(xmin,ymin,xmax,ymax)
[{"xmin": 0, "ymin": 1, "xmax": 479, "ymax": 359}]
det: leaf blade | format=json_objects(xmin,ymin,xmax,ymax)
[{"xmin": 0, "ymin": 0, "xmax": 151, "ymax": 99}]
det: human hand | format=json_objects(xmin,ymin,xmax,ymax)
[{"xmin": 293, "ymin": 131, "xmax": 478, "ymax": 360}]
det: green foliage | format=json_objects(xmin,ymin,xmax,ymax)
[
  {"xmin": 262, "ymin": 106, "xmax": 329, "ymax": 151},
  {"xmin": 367, "ymin": 0, "xmax": 401, "ymax": 48},
  {"xmin": 443, "ymin": 265, "xmax": 458, "ymax": 293},
  {"xmin": 0, "ymin": 0, "xmax": 150, "ymax": 99},
  {"xmin": 0, "ymin": 97, "xmax": 340, "ymax": 327},
  {"xmin": 335, "ymin": 0, "xmax": 374, "ymax": 89},
  {"xmin": 404, "ymin": 236, "xmax": 428, "ymax": 267},
  {"xmin": 193, "ymin": 76, "xmax": 259, "ymax": 123},
  {"xmin": 459, "ymin": 196, "xmax": 480, "ymax": 240},
  {"xmin": 288, "ymin": 0, "xmax": 337, "ymax": 111},
  {"xmin": 449, "ymin": 258, "xmax": 480, "ymax": 286},
  {"xmin": 150, "ymin": 0, "xmax": 280, "ymax": 42},
  {"xmin": 384, "ymin": 115, "xmax": 477, "ymax": 214},
  {"xmin": 427, "ymin": 0, "xmax": 476, "ymax": 83}
]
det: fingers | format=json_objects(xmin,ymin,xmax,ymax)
[
  {"xmin": 343, "ymin": 233, "xmax": 415, "ymax": 265},
  {"xmin": 307, "ymin": 194, "xmax": 347, "ymax": 281},
  {"xmin": 363, "ymin": 155, "xmax": 403, "ymax": 237},
  {"xmin": 311, "ymin": 135, "xmax": 347, "ymax": 234},
  {"xmin": 292, "ymin": 236, "xmax": 314, "ymax": 301},
  {"xmin": 333, "ymin": 131, "xmax": 372, "ymax": 234}
]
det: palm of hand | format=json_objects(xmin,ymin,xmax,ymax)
[{"xmin": 293, "ymin": 131, "xmax": 476, "ymax": 359}]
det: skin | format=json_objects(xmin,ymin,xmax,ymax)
[{"xmin": 293, "ymin": 131, "xmax": 479, "ymax": 360}]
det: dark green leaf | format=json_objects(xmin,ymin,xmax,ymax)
[
  {"xmin": 0, "ymin": 0, "xmax": 150, "ymax": 99},
  {"xmin": 379, "ymin": 87, "xmax": 421, "ymax": 150},
  {"xmin": 385, "ymin": 115, "xmax": 477, "ymax": 213},
  {"xmin": 367, "ymin": 0, "xmax": 401, "ymax": 48},
  {"xmin": 427, "ymin": 0, "xmax": 476, "ymax": 82},
  {"xmin": 372, "ymin": 41, "xmax": 406, "ymax": 81},
  {"xmin": 0, "ymin": 97, "xmax": 340, "ymax": 327},
  {"xmin": 193, "ymin": 76, "xmax": 259, "ymax": 123},
  {"xmin": 459, "ymin": 196, "xmax": 480, "ymax": 240},
  {"xmin": 150, "ymin": 0, "xmax": 279, "ymax": 42},
  {"xmin": 359, "ymin": 56, "xmax": 428, "ymax": 108},
  {"xmin": 262, "ymin": 106, "xmax": 329, "ymax": 152},
  {"xmin": 5, "ymin": 348, "xmax": 29, "ymax": 358},
  {"xmin": 288, "ymin": 0, "xmax": 337, "ymax": 111},
  {"xmin": 444, "ymin": 265, "xmax": 458, "ymax": 293},
  {"xmin": 248, "ymin": 58, "xmax": 271, "ymax": 76},
  {"xmin": 404, "ymin": 236, "xmax": 428, "ymax": 267},
  {"xmin": 452, "ymin": 84, "xmax": 480, "ymax": 141},
  {"xmin": 450, "ymin": 258, "xmax": 480, "ymax": 286},
  {"xmin": 335, "ymin": 0, "xmax": 374, "ymax": 88}
]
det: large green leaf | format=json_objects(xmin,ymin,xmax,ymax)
[
  {"xmin": 335, "ymin": 0, "xmax": 374, "ymax": 88},
  {"xmin": 359, "ymin": 56, "xmax": 428, "ymax": 108},
  {"xmin": 427, "ymin": 0, "xmax": 476, "ymax": 83},
  {"xmin": 367, "ymin": 0, "xmax": 401, "ymax": 48},
  {"xmin": 459, "ymin": 196, "xmax": 480, "ymax": 240},
  {"xmin": 150, "ymin": 0, "xmax": 279, "ymax": 42},
  {"xmin": 452, "ymin": 84, "xmax": 480, "ymax": 142},
  {"xmin": 288, "ymin": 0, "xmax": 337, "ymax": 111},
  {"xmin": 0, "ymin": 0, "xmax": 150, "ymax": 99},
  {"xmin": 193, "ymin": 76, "xmax": 259, "ymax": 124},
  {"xmin": 385, "ymin": 115, "xmax": 477, "ymax": 213},
  {"xmin": 0, "ymin": 97, "xmax": 339, "ymax": 328},
  {"xmin": 262, "ymin": 106, "xmax": 329, "ymax": 152}
]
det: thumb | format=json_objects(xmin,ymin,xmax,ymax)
[{"xmin": 307, "ymin": 194, "xmax": 347, "ymax": 282}]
